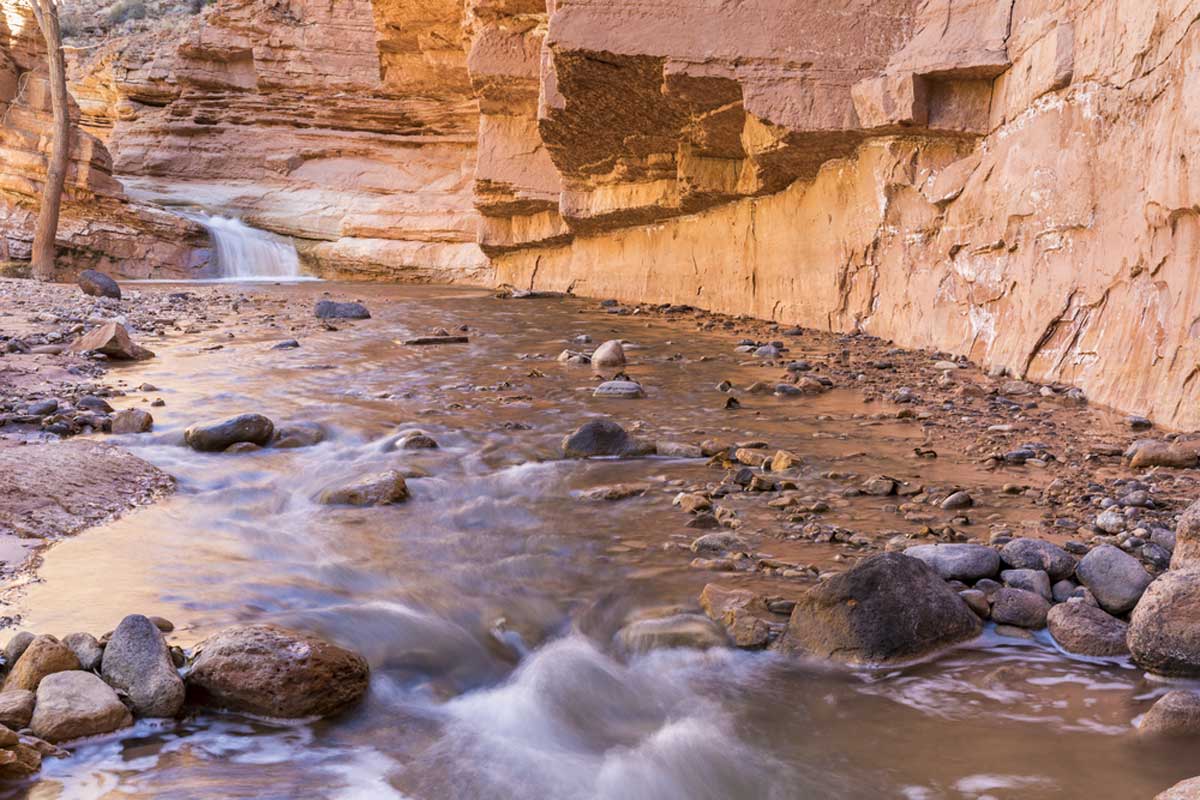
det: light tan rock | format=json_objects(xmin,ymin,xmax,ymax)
[
  {"xmin": 30, "ymin": 671, "xmax": 132, "ymax": 743},
  {"xmin": 3, "ymin": 636, "xmax": 80, "ymax": 693}
]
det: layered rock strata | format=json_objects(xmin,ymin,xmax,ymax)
[{"xmin": 0, "ymin": 0, "xmax": 206, "ymax": 277}]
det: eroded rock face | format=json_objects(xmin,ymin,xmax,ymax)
[
  {"xmin": 779, "ymin": 552, "xmax": 981, "ymax": 666},
  {"xmin": 186, "ymin": 624, "xmax": 369, "ymax": 718}
]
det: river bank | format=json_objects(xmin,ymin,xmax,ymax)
[{"xmin": 2, "ymin": 276, "xmax": 1199, "ymax": 797}]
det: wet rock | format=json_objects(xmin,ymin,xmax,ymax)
[
  {"xmin": 395, "ymin": 431, "xmax": 438, "ymax": 449},
  {"xmin": 186, "ymin": 624, "xmax": 369, "ymax": 718},
  {"xmin": 0, "ymin": 740, "xmax": 40, "ymax": 779},
  {"xmin": 110, "ymin": 408, "xmax": 153, "ymax": 435},
  {"xmin": 26, "ymin": 398, "xmax": 58, "ymax": 417},
  {"xmin": 318, "ymin": 470, "xmax": 409, "ymax": 506},
  {"xmin": 591, "ymin": 339, "xmax": 626, "ymax": 369},
  {"xmin": 580, "ymin": 483, "xmax": 649, "ymax": 501},
  {"xmin": 561, "ymin": 419, "xmax": 648, "ymax": 458},
  {"xmin": 271, "ymin": 339, "xmax": 301, "ymax": 350},
  {"xmin": 1051, "ymin": 579, "xmax": 1078, "ymax": 602},
  {"xmin": 999, "ymin": 538, "xmax": 1076, "ymax": 581},
  {"xmin": 101, "ymin": 614, "xmax": 185, "ymax": 718},
  {"xmin": 990, "ymin": 588, "xmax": 1050, "ymax": 629},
  {"xmin": 862, "ymin": 475, "xmax": 898, "ymax": 496},
  {"xmin": 903, "ymin": 543, "xmax": 1000, "ymax": 582},
  {"xmin": 615, "ymin": 614, "xmax": 729, "ymax": 653},
  {"xmin": 184, "ymin": 413, "xmax": 275, "ymax": 452},
  {"xmin": 1046, "ymin": 600, "xmax": 1129, "ymax": 656},
  {"xmin": 1138, "ymin": 690, "xmax": 1200, "ymax": 737},
  {"xmin": 770, "ymin": 450, "xmax": 800, "ymax": 471},
  {"xmin": 1075, "ymin": 544, "xmax": 1152, "ymax": 615},
  {"xmin": 656, "ymin": 441, "xmax": 703, "ymax": 458},
  {"xmin": 674, "ymin": 493, "xmax": 712, "ymax": 514},
  {"xmin": 1001, "ymin": 568, "xmax": 1052, "ymax": 600},
  {"xmin": 1127, "ymin": 440, "xmax": 1200, "ymax": 469},
  {"xmin": 0, "ymin": 690, "xmax": 35, "ymax": 729},
  {"xmin": 690, "ymin": 531, "xmax": 746, "ymax": 554},
  {"xmin": 77, "ymin": 270, "xmax": 121, "ymax": 299},
  {"xmin": 314, "ymin": 300, "xmax": 370, "ymax": 319},
  {"xmin": 699, "ymin": 584, "xmax": 771, "ymax": 648},
  {"xmin": 593, "ymin": 380, "xmax": 645, "ymax": 399},
  {"xmin": 3, "ymin": 636, "xmax": 80, "ymax": 692},
  {"xmin": 1157, "ymin": 777, "xmax": 1200, "ymax": 800},
  {"xmin": 62, "ymin": 633, "xmax": 103, "ymax": 672},
  {"xmin": 3, "ymin": 633, "xmax": 34, "ymax": 669},
  {"xmin": 1171, "ymin": 497, "xmax": 1200, "ymax": 569},
  {"xmin": 272, "ymin": 422, "xmax": 326, "ymax": 449},
  {"xmin": 30, "ymin": 671, "xmax": 132, "ymax": 743},
  {"xmin": 404, "ymin": 335, "xmax": 469, "ymax": 345},
  {"xmin": 66, "ymin": 322, "xmax": 154, "ymax": 361},
  {"xmin": 1128, "ymin": 568, "xmax": 1200, "ymax": 678},
  {"xmin": 149, "ymin": 617, "xmax": 174, "ymax": 633},
  {"xmin": 959, "ymin": 589, "xmax": 990, "ymax": 618},
  {"xmin": 779, "ymin": 553, "xmax": 981, "ymax": 665},
  {"xmin": 940, "ymin": 491, "xmax": 973, "ymax": 510}
]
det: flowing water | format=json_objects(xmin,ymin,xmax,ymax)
[
  {"xmin": 184, "ymin": 214, "xmax": 308, "ymax": 281},
  {"xmin": 3, "ymin": 283, "xmax": 1197, "ymax": 799}
]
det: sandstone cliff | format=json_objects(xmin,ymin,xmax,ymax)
[
  {"xmin": 26, "ymin": 0, "xmax": 1200, "ymax": 428},
  {"xmin": 0, "ymin": 0, "xmax": 206, "ymax": 277}
]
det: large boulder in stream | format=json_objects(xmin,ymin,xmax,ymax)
[
  {"xmin": 100, "ymin": 614, "xmax": 185, "ymax": 718},
  {"xmin": 186, "ymin": 624, "xmax": 369, "ymax": 718},
  {"xmin": 317, "ymin": 470, "xmax": 409, "ymax": 506},
  {"xmin": 561, "ymin": 419, "xmax": 652, "ymax": 458},
  {"xmin": 184, "ymin": 414, "xmax": 275, "ymax": 452},
  {"xmin": 30, "ymin": 671, "xmax": 132, "ymax": 743},
  {"xmin": 77, "ymin": 270, "xmax": 121, "ymax": 299},
  {"xmin": 779, "ymin": 553, "xmax": 981, "ymax": 665},
  {"xmin": 1128, "ymin": 568, "xmax": 1200, "ymax": 678}
]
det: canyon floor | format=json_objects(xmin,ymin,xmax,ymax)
[{"xmin": 1, "ymin": 277, "xmax": 1199, "ymax": 798}]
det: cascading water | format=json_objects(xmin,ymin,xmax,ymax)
[{"xmin": 187, "ymin": 213, "xmax": 307, "ymax": 281}]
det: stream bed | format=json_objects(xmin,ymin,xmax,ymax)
[{"xmin": 3, "ymin": 282, "xmax": 1196, "ymax": 799}]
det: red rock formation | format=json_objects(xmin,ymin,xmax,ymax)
[{"xmin": 0, "ymin": 0, "xmax": 206, "ymax": 277}]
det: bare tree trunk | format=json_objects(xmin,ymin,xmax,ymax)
[{"xmin": 29, "ymin": 0, "xmax": 70, "ymax": 282}]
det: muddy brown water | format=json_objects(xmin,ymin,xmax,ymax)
[{"xmin": 2, "ymin": 283, "xmax": 1196, "ymax": 799}]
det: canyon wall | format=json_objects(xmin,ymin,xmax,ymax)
[
  {"xmin": 0, "ymin": 0, "xmax": 206, "ymax": 277},
  {"xmin": 70, "ymin": 0, "xmax": 489, "ymax": 282}
]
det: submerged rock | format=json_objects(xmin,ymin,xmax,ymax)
[
  {"xmin": 1046, "ymin": 600, "xmax": 1128, "ymax": 657},
  {"xmin": 318, "ymin": 470, "xmax": 409, "ymax": 506},
  {"xmin": 186, "ymin": 624, "xmax": 369, "ymax": 718},
  {"xmin": 699, "ymin": 584, "xmax": 772, "ymax": 648},
  {"xmin": 314, "ymin": 300, "xmax": 370, "ymax": 319},
  {"xmin": 779, "ymin": 553, "xmax": 981, "ymax": 665},
  {"xmin": 110, "ymin": 408, "xmax": 153, "ymax": 435},
  {"xmin": 1138, "ymin": 690, "xmax": 1200, "ymax": 737},
  {"xmin": 1128, "ymin": 568, "xmax": 1200, "ymax": 678},
  {"xmin": 100, "ymin": 614, "xmax": 185, "ymax": 718},
  {"xmin": 593, "ymin": 380, "xmax": 645, "ymax": 399},
  {"xmin": 184, "ymin": 413, "xmax": 275, "ymax": 452},
  {"xmin": 591, "ymin": 339, "xmax": 626, "ymax": 370},
  {"xmin": 615, "ymin": 614, "xmax": 729, "ymax": 654},
  {"xmin": 77, "ymin": 270, "xmax": 121, "ymax": 299},
  {"xmin": 272, "ymin": 421, "xmax": 326, "ymax": 449},
  {"xmin": 30, "ymin": 671, "xmax": 132, "ymax": 743}
]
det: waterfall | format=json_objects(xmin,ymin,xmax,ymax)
[{"xmin": 187, "ymin": 213, "xmax": 305, "ymax": 281}]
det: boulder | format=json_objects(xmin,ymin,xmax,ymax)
[
  {"xmin": 903, "ymin": 543, "xmax": 1000, "ymax": 582},
  {"xmin": 77, "ymin": 270, "xmax": 121, "ymax": 299},
  {"xmin": 1172, "ymin": 497, "xmax": 1200, "ymax": 569},
  {"xmin": 999, "ymin": 538, "xmax": 1076, "ymax": 581},
  {"xmin": 1001, "ymin": 568, "xmax": 1052, "ymax": 600},
  {"xmin": 272, "ymin": 422, "xmax": 326, "ymax": 449},
  {"xmin": 1157, "ymin": 777, "xmax": 1200, "ymax": 800},
  {"xmin": 990, "ymin": 588, "xmax": 1050, "ymax": 629},
  {"xmin": 1046, "ymin": 600, "xmax": 1129, "ymax": 656},
  {"xmin": 110, "ymin": 408, "xmax": 153, "ymax": 435},
  {"xmin": 101, "ymin": 614, "xmax": 185, "ymax": 718},
  {"xmin": 66, "ymin": 322, "xmax": 154, "ymax": 361},
  {"xmin": 186, "ymin": 625, "xmax": 369, "ymax": 718},
  {"xmin": 30, "ymin": 671, "xmax": 132, "ymax": 743},
  {"xmin": 779, "ymin": 553, "xmax": 981, "ymax": 665},
  {"xmin": 591, "ymin": 339, "xmax": 626, "ymax": 369},
  {"xmin": 62, "ymin": 632, "xmax": 104, "ymax": 672},
  {"xmin": 3, "ymin": 636, "xmax": 79, "ymax": 692},
  {"xmin": 699, "ymin": 584, "xmax": 771, "ymax": 648},
  {"xmin": 1128, "ymin": 568, "xmax": 1200, "ymax": 677},
  {"xmin": 561, "ymin": 419, "xmax": 649, "ymax": 458},
  {"xmin": 3, "ymin": 633, "xmax": 33, "ymax": 669},
  {"xmin": 184, "ymin": 414, "xmax": 275, "ymax": 452},
  {"xmin": 615, "ymin": 614, "xmax": 730, "ymax": 653},
  {"xmin": 1075, "ymin": 544, "xmax": 1152, "ymax": 614},
  {"xmin": 0, "ymin": 690, "xmax": 35, "ymax": 729},
  {"xmin": 1127, "ymin": 440, "xmax": 1199, "ymax": 470},
  {"xmin": 314, "ymin": 300, "xmax": 370, "ymax": 319},
  {"xmin": 317, "ymin": 471, "xmax": 409, "ymax": 506},
  {"xmin": 0, "ymin": 741, "xmax": 40, "ymax": 779},
  {"xmin": 1138, "ymin": 690, "xmax": 1200, "ymax": 737},
  {"xmin": 593, "ymin": 380, "xmax": 645, "ymax": 399}
]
